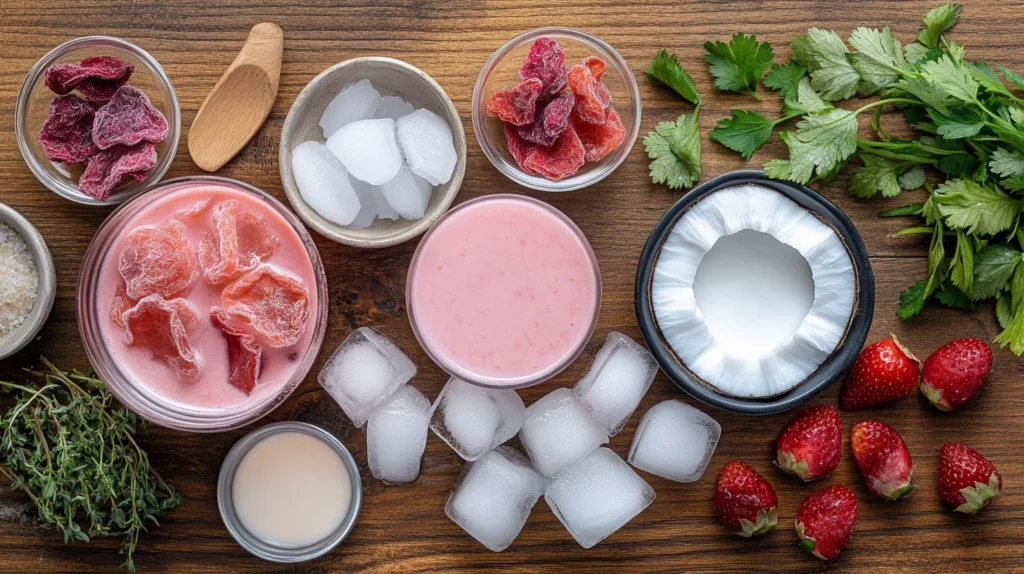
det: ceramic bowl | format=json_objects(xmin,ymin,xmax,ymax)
[
  {"xmin": 0, "ymin": 204, "xmax": 56, "ymax": 360},
  {"xmin": 279, "ymin": 57, "xmax": 466, "ymax": 248}
]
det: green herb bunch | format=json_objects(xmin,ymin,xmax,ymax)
[{"xmin": 0, "ymin": 359, "xmax": 182, "ymax": 571}]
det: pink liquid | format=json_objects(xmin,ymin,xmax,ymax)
[
  {"xmin": 96, "ymin": 184, "xmax": 318, "ymax": 410},
  {"xmin": 408, "ymin": 196, "xmax": 599, "ymax": 386}
]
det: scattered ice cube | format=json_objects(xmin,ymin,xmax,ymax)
[
  {"xmin": 326, "ymin": 118, "xmax": 403, "ymax": 185},
  {"xmin": 375, "ymin": 95, "xmax": 414, "ymax": 120},
  {"xmin": 320, "ymin": 79, "xmax": 382, "ymax": 138},
  {"xmin": 347, "ymin": 177, "xmax": 377, "ymax": 229},
  {"xmin": 290, "ymin": 141, "xmax": 362, "ymax": 226},
  {"xmin": 377, "ymin": 165, "xmax": 432, "ymax": 220},
  {"xmin": 627, "ymin": 400, "xmax": 721, "ymax": 483},
  {"xmin": 396, "ymin": 108, "xmax": 457, "ymax": 185},
  {"xmin": 445, "ymin": 446, "xmax": 547, "ymax": 552},
  {"xmin": 518, "ymin": 388, "xmax": 608, "ymax": 478},
  {"xmin": 545, "ymin": 447, "xmax": 655, "ymax": 549},
  {"xmin": 573, "ymin": 332, "xmax": 659, "ymax": 436},
  {"xmin": 430, "ymin": 377, "xmax": 525, "ymax": 461},
  {"xmin": 373, "ymin": 186, "xmax": 400, "ymax": 221},
  {"xmin": 317, "ymin": 327, "xmax": 417, "ymax": 428},
  {"xmin": 367, "ymin": 384, "xmax": 431, "ymax": 484}
]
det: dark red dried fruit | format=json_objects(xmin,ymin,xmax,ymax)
[
  {"xmin": 524, "ymin": 124, "xmax": 585, "ymax": 180},
  {"xmin": 38, "ymin": 94, "xmax": 99, "ymax": 164},
  {"xmin": 568, "ymin": 64, "xmax": 610, "ymax": 125},
  {"xmin": 221, "ymin": 266, "xmax": 311, "ymax": 348},
  {"xmin": 44, "ymin": 56, "xmax": 134, "ymax": 100},
  {"xmin": 520, "ymin": 38, "xmax": 568, "ymax": 96},
  {"xmin": 505, "ymin": 123, "xmax": 537, "ymax": 175},
  {"xmin": 581, "ymin": 56, "xmax": 606, "ymax": 81},
  {"xmin": 517, "ymin": 92, "xmax": 576, "ymax": 147},
  {"xmin": 92, "ymin": 85, "xmax": 169, "ymax": 149},
  {"xmin": 485, "ymin": 78, "xmax": 543, "ymax": 126},
  {"xmin": 211, "ymin": 308, "xmax": 262, "ymax": 395},
  {"xmin": 118, "ymin": 220, "xmax": 199, "ymax": 300},
  {"xmin": 199, "ymin": 200, "xmax": 278, "ymax": 285},
  {"xmin": 123, "ymin": 295, "xmax": 201, "ymax": 380},
  {"xmin": 572, "ymin": 105, "xmax": 626, "ymax": 162},
  {"xmin": 79, "ymin": 142, "xmax": 157, "ymax": 201}
]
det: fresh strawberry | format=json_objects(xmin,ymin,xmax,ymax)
[
  {"xmin": 841, "ymin": 335, "xmax": 920, "ymax": 409},
  {"xmin": 713, "ymin": 461, "xmax": 778, "ymax": 537},
  {"xmin": 850, "ymin": 420, "xmax": 914, "ymax": 500},
  {"xmin": 938, "ymin": 442, "xmax": 1002, "ymax": 514},
  {"xmin": 795, "ymin": 484, "xmax": 858, "ymax": 560},
  {"xmin": 920, "ymin": 338, "xmax": 992, "ymax": 411},
  {"xmin": 775, "ymin": 405, "xmax": 842, "ymax": 481}
]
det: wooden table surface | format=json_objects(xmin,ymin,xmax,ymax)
[{"xmin": 2, "ymin": 1, "xmax": 1023, "ymax": 572}]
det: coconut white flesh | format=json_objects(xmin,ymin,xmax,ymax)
[{"xmin": 651, "ymin": 184, "xmax": 856, "ymax": 398}]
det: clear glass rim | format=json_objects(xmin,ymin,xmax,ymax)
[
  {"xmin": 14, "ymin": 35, "xmax": 181, "ymax": 206},
  {"xmin": 77, "ymin": 176, "xmax": 329, "ymax": 432},
  {"xmin": 406, "ymin": 194, "xmax": 602, "ymax": 389},
  {"xmin": 471, "ymin": 27, "xmax": 642, "ymax": 192}
]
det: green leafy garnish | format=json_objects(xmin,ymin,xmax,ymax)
[
  {"xmin": 932, "ymin": 179, "xmax": 1020, "ymax": 236},
  {"xmin": 645, "ymin": 112, "xmax": 701, "ymax": 189},
  {"xmin": 919, "ymin": 2, "xmax": 962, "ymax": 49},
  {"xmin": 647, "ymin": 49, "xmax": 701, "ymax": 105},
  {"xmin": 849, "ymin": 26, "xmax": 907, "ymax": 95},
  {"xmin": 791, "ymin": 28, "xmax": 861, "ymax": 101},
  {"xmin": 764, "ymin": 61, "xmax": 807, "ymax": 99},
  {"xmin": 703, "ymin": 33, "xmax": 774, "ymax": 101}
]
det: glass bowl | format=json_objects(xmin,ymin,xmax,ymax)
[
  {"xmin": 15, "ymin": 36, "xmax": 180, "ymax": 206},
  {"xmin": 77, "ymin": 176, "xmax": 329, "ymax": 432},
  {"xmin": 472, "ymin": 27, "xmax": 641, "ymax": 192}
]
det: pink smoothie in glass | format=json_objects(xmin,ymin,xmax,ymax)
[
  {"xmin": 96, "ymin": 184, "xmax": 319, "ymax": 410},
  {"xmin": 408, "ymin": 195, "xmax": 600, "ymax": 387}
]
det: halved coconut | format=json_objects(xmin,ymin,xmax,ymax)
[{"xmin": 650, "ymin": 183, "xmax": 857, "ymax": 398}]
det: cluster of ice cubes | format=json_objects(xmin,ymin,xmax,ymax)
[{"xmin": 292, "ymin": 79, "xmax": 458, "ymax": 228}]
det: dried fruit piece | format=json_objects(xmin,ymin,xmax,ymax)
[
  {"xmin": 44, "ymin": 56, "xmax": 134, "ymax": 99},
  {"xmin": 237, "ymin": 209, "xmax": 278, "ymax": 265},
  {"xmin": 92, "ymin": 85, "xmax": 169, "ymax": 149},
  {"xmin": 199, "ymin": 201, "xmax": 278, "ymax": 284},
  {"xmin": 485, "ymin": 78, "xmax": 543, "ymax": 126},
  {"xmin": 581, "ymin": 56, "xmax": 606, "ymax": 81},
  {"xmin": 221, "ymin": 266, "xmax": 311, "ymax": 348},
  {"xmin": 518, "ymin": 92, "xmax": 576, "ymax": 147},
  {"xmin": 110, "ymin": 283, "xmax": 134, "ymax": 327},
  {"xmin": 519, "ymin": 38, "xmax": 568, "ymax": 96},
  {"xmin": 572, "ymin": 105, "xmax": 626, "ymax": 162},
  {"xmin": 211, "ymin": 308, "xmax": 262, "ymax": 395},
  {"xmin": 523, "ymin": 124, "xmax": 585, "ymax": 180},
  {"xmin": 118, "ymin": 220, "xmax": 199, "ymax": 300},
  {"xmin": 79, "ymin": 142, "xmax": 157, "ymax": 201},
  {"xmin": 123, "ymin": 295, "xmax": 201, "ymax": 380},
  {"xmin": 38, "ymin": 94, "xmax": 98, "ymax": 164},
  {"xmin": 505, "ymin": 122, "xmax": 537, "ymax": 175},
  {"xmin": 174, "ymin": 199, "xmax": 212, "ymax": 222},
  {"xmin": 568, "ymin": 64, "xmax": 611, "ymax": 125}
]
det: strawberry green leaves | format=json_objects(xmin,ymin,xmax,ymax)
[
  {"xmin": 646, "ymin": 50, "xmax": 701, "ymax": 105},
  {"xmin": 703, "ymin": 33, "xmax": 774, "ymax": 101}
]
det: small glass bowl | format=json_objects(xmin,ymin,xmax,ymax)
[
  {"xmin": 15, "ymin": 36, "xmax": 180, "ymax": 205},
  {"xmin": 77, "ymin": 176, "xmax": 328, "ymax": 432},
  {"xmin": 472, "ymin": 27, "xmax": 641, "ymax": 192}
]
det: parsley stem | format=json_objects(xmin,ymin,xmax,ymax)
[
  {"xmin": 857, "ymin": 139, "xmax": 967, "ymax": 156},
  {"xmin": 852, "ymin": 98, "xmax": 923, "ymax": 116},
  {"xmin": 892, "ymin": 226, "xmax": 935, "ymax": 236},
  {"xmin": 857, "ymin": 146, "xmax": 938, "ymax": 165}
]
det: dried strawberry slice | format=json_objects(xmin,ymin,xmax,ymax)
[
  {"xmin": 517, "ymin": 92, "xmax": 575, "ymax": 147},
  {"xmin": 44, "ymin": 56, "xmax": 134, "ymax": 98},
  {"xmin": 520, "ymin": 38, "xmax": 568, "ymax": 96},
  {"xmin": 118, "ymin": 220, "xmax": 199, "ymax": 300},
  {"xmin": 123, "ymin": 295, "xmax": 201, "ymax": 380},
  {"xmin": 38, "ymin": 95, "xmax": 99, "ymax": 164},
  {"xmin": 572, "ymin": 105, "xmax": 626, "ymax": 162},
  {"xmin": 110, "ymin": 283, "xmax": 135, "ymax": 327},
  {"xmin": 505, "ymin": 123, "xmax": 537, "ymax": 175},
  {"xmin": 92, "ymin": 85, "xmax": 168, "ymax": 149},
  {"xmin": 211, "ymin": 308, "xmax": 262, "ymax": 395},
  {"xmin": 79, "ymin": 142, "xmax": 157, "ymax": 201},
  {"xmin": 174, "ymin": 199, "xmax": 212, "ymax": 222},
  {"xmin": 237, "ymin": 210, "xmax": 278, "ymax": 264},
  {"xmin": 485, "ymin": 78, "xmax": 543, "ymax": 126},
  {"xmin": 567, "ymin": 64, "xmax": 610, "ymax": 125},
  {"xmin": 524, "ymin": 124, "xmax": 585, "ymax": 181},
  {"xmin": 581, "ymin": 56, "xmax": 606, "ymax": 81},
  {"xmin": 221, "ymin": 266, "xmax": 311, "ymax": 348},
  {"xmin": 199, "ymin": 201, "xmax": 278, "ymax": 284}
]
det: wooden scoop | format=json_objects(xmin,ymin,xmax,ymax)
[{"xmin": 188, "ymin": 23, "xmax": 283, "ymax": 172}]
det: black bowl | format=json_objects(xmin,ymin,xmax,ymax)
[{"xmin": 634, "ymin": 170, "xmax": 874, "ymax": 415}]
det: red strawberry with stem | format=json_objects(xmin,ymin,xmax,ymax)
[
  {"xmin": 938, "ymin": 442, "xmax": 1002, "ymax": 514},
  {"xmin": 841, "ymin": 335, "xmax": 920, "ymax": 409},
  {"xmin": 795, "ymin": 484, "xmax": 858, "ymax": 560},
  {"xmin": 850, "ymin": 420, "xmax": 915, "ymax": 500},
  {"xmin": 920, "ymin": 338, "xmax": 992, "ymax": 411},
  {"xmin": 713, "ymin": 461, "xmax": 778, "ymax": 537},
  {"xmin": 775, "ymin": 405, "xmax": 842, "ymax": 481}
]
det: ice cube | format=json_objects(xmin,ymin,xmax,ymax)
[
  {"xmin": 347, "ymin": 178, "xmax": 377, "ymax": 229},
  {"xmin": 375, "ymin": 95, "xmax": 414, "ymax": 120},
  {"xmin": 320, "ymin": 79, "xmax": 382, "ymax": 138},
  {"xmin": 396, "ymin": 108, "xmax": 457, "ymax": 185},
  {"xmin": 377, "ymin": 165, "xmax": 432, "ymax": 220},
  {"xmin": 290, "ymin": 141, "xmax": 362, "ymax": 226},
  {"xmin": 627, "ymin": 400, "xmax": 721, "ymax": 483},
  {"xmin": 373, "ymin": 186, "xmax": 400, "ymax": 221},
  {"xmin": 518, "ymin": 388, "xmax": 608, "ymax": 478},
  {"xmin": 317, "ymin": 327, "xmax": 417, "ymax": 428},
  {"xmin": 545, "ymin": 447, "xmax": 655, "ymax": 548},
  {"xmin": 367, "ymin": 384, "xmax": 431, "ymax": 484},
  {"xmin": 573, "ymin": 332, "xmax": 659, "ymax": 436},
  {"xmin": 445, "ymin": 446, "xmax": 547, "ymax": 552},
  {"xmin": 430, "ymin": 377, "xmax": 526, "ymax": 461},
  {"xmin": 326, "ymin": 118, "xmax": 403, "ymax": 185}
]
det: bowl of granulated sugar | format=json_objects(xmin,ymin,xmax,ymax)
[{"xmin": 0, "ymin": 204, "xmax": 55, "ymax": 360}]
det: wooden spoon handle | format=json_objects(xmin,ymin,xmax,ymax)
[{"xmin": 231, "ymin": 23, "xmax": 283, "ymax": 94}]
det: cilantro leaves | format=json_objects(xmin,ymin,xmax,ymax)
[
  {"xmin": 791, "ymin": 28, "xmax": 861, "ymax": 101},
  {"xmin": 645, "ymin": 113, "xmax": 701, "ymax": 190},
  {"xmin": 647, "ymin": 50, "xmax": 701, "ymax": 105},
  {"xmin": 703, "ymin": 33, "xmax": 774, "ymax": 101}
]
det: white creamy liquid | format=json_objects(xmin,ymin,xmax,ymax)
[{"xmin": 232, "ymin": 431, "xmax": 352, "ymax": 548}]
